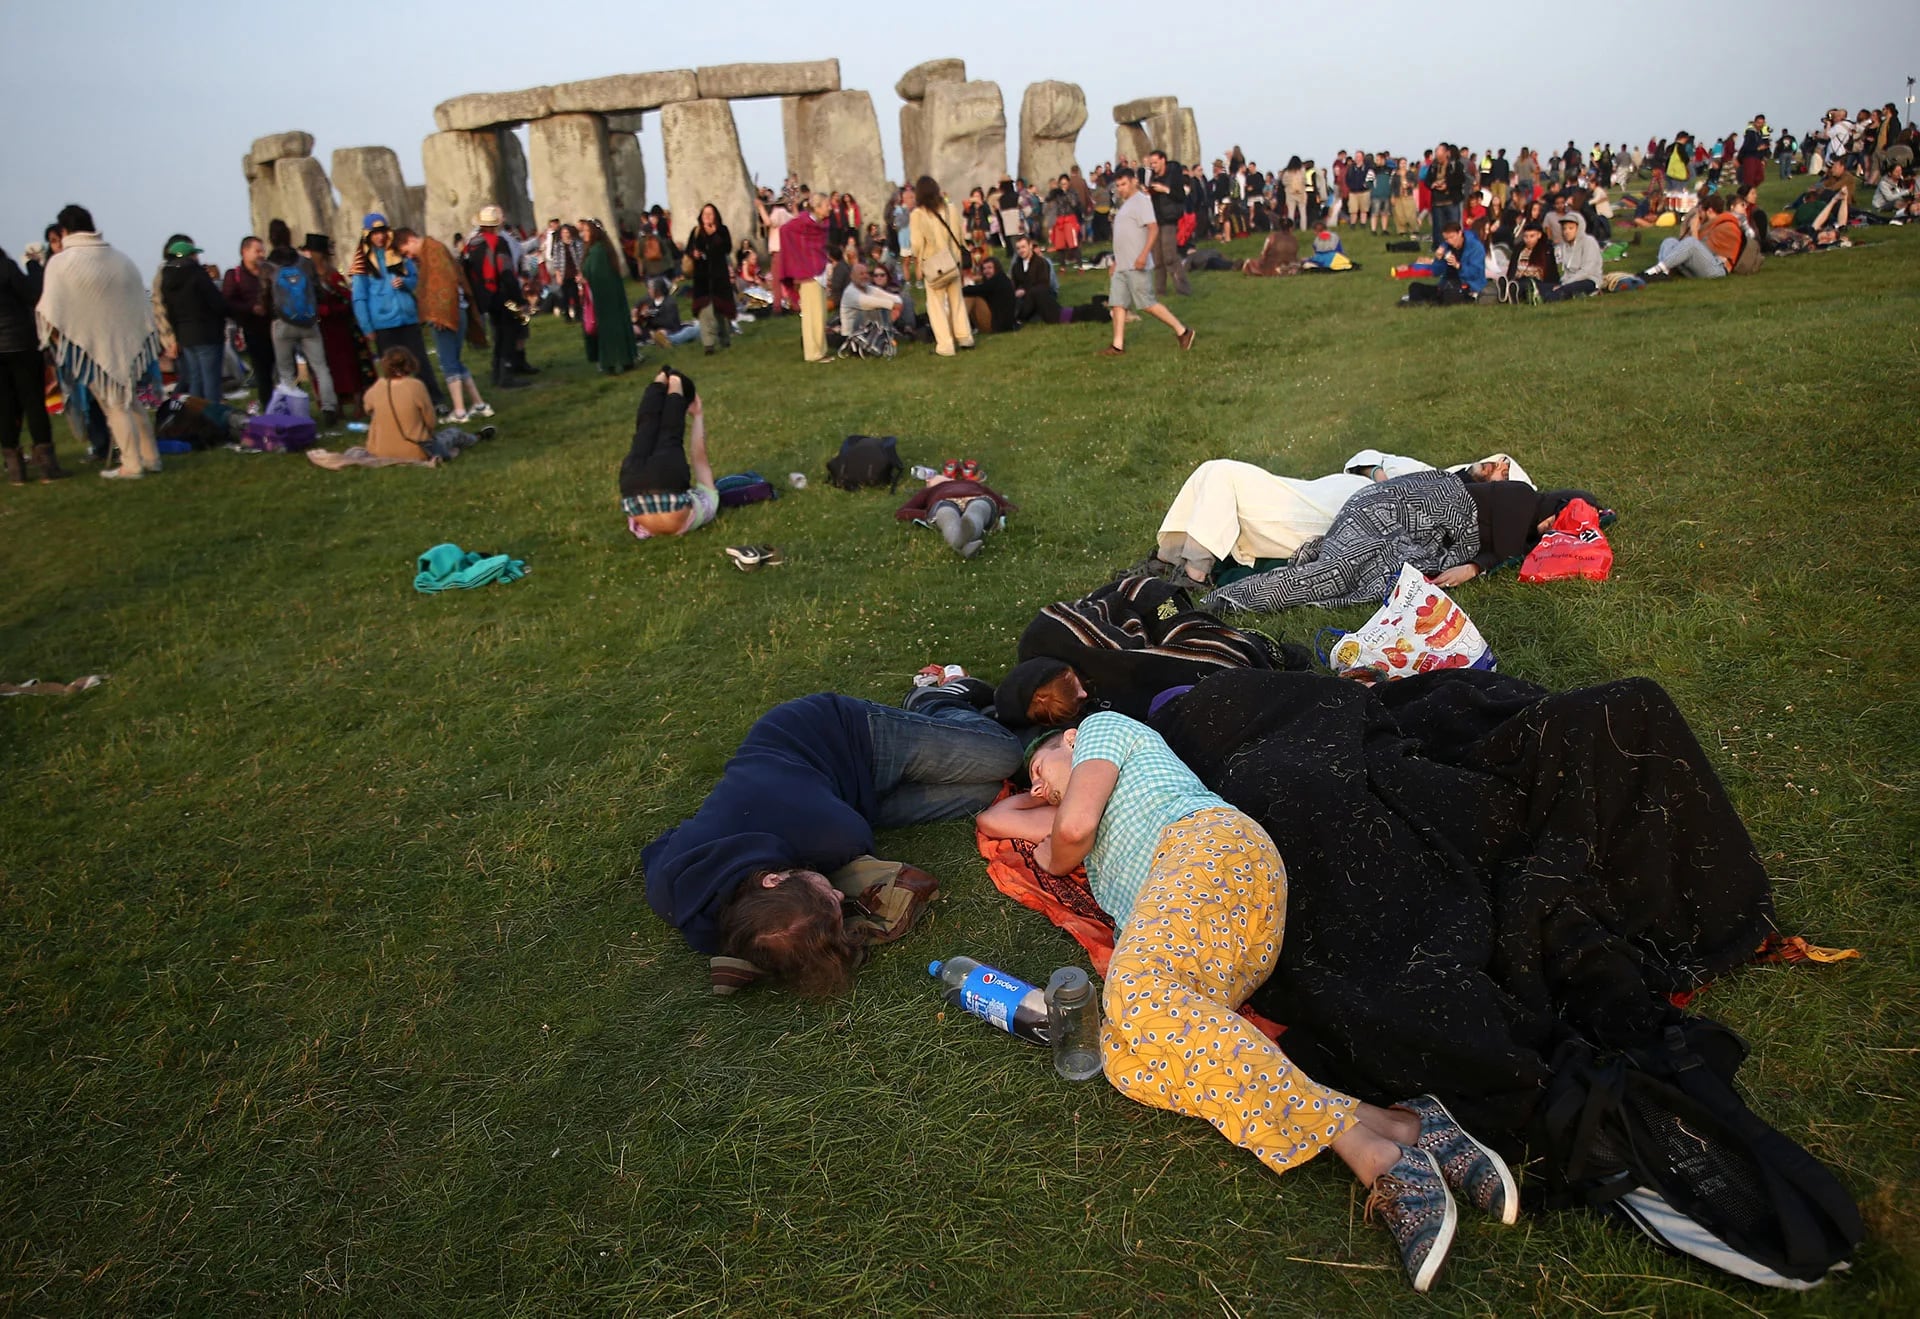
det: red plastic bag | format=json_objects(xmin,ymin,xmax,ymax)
[{"xmin": 1519, "ymin": 498, "xmax": 1613, "ymax": 582}]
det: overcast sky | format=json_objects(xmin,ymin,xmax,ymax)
[{"xmin": 3, "ymin": 0, "xmax": 1912, "ymax": 270}]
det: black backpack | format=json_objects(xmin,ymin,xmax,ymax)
[
  {"xmin": 1538, "ymin": 1018, "xmax": 1863, "ymax": 1289},
  {"xmin": 825, "ymin": 435, "xmax": 903, "ymax": 492}
]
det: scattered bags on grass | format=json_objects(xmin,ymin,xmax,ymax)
[
  {"xmin": 1323, "ymin": 563, "xmax": 1494, "ymax": 681},
  {"xmin": 825, "ymin": 435, "xmax": 904, "ymax": 491},
  {"xmin": 716, "ymin": 471, "xmax": 778, "ymax": 506},
  {"xmin": 1520, "ymin": 497, "xmax": 1614, "ymax": 582},
  {"xmin": 413, "ymin": 543, "xmax": 529, "ymax": 593}
]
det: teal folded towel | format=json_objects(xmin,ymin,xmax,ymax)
[{"xmin": 414, "ymin": 542, "xmax": 530, "ymax": 593}]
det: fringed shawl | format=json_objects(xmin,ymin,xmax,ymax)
[{"xmin": 36, "ymin": 234, "xmax": 159, "ymax": 410}]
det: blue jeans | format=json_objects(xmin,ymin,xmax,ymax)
[
  {"xmin": 178, "ymin": 344, "xmax": 222, "ymax": 402},
  {"xmin": 433, "ymin": 310, "xmax": 471, "ymax": 384},
  {"xmin": 866, "ymin": 689, "xmax": 1022, "ymax": 830},
  {"xmin": 1657, "ymin": 235, "xmax": 1727, "ymax": 278},
  {"xmin": 662, "ymin": 323, "xmax": 700, "ymax": 345},
  {"xmin": 1430, "ymin": 202, "xmax": 1461, "ymax": 248}
]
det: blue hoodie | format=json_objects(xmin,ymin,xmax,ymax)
[
  {"xmin": 1456, "ymin": 232, "xmax": 1488, "ymax": 293},
  {"xmin": 351, "ymin": 248, "xmax": 421, "ymax": 334},
  {"xmin": 642, "ymin": 695, "xmax": 879, "ymax": 953}
]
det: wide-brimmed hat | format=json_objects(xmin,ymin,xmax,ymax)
[{"xmin": 475, "ymin": 204, "xmax": 504, "ymax": 227}]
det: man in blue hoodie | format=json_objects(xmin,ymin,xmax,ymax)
[
  {"xmin": 1399, "ymin": 220, "xmax": 1485, "ymax": 305},
  {"xmin": 643, "ymin": 678, "xmax": 1021, "ymax": 992}
]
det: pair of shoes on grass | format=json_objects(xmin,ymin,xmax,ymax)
[
  {"xmin": 725, "ymin": 544, "xmax": 783, "ymax": 571},
  {"xmin": 1369, "ymin": 1093, "xmax": 1519, "ymax": 1293}
]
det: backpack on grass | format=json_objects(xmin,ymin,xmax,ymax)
[
  {"xmin": 716, "ymin": 471, "xmax": 778, "ymax": 507},
  {"xmin": 826, "ymin": 434, "xmax": 903, "ymax": 491},
  {"xmin": 1538, "ymin": 1018, "xmax": 1862, "ymax": 1289}
]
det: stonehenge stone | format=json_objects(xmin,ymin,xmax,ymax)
[
  {"xmin": 605, "ymin": 112, "xmax": 646, "ymax": 134},
  {"xmin": 406, "ymin": 185, "xmax": 427, "ymax": 231},
  {"xmin": 608, "ymin": 131, "xmax": 648, "ymax": 233},
  {"xmin": 250, "ymin": 131, "xmax": 314, "ymax": 164},
  {"xmin": 787, "ymin": 91, "xmax": 889, "ymax": 236},
  {"xmin": 551, "ymin": 70, "xmax": 698, "ymax": 116},
  {"xmin": 268, "ymin": 157, "xmax": 336, "ymax": 246},
  {"xmin": 422, "ymin": 128, "xmax": 532, "ymax": 243},
  {"xmin": 694, "ymin": 60, "xmax": 839, "ymax": 101},
  {"xmin": 1115, "ymin": 123, "xmax": 1152, "ymax": 165},
  {"xmin": 331, "ymin": 146, "xmax": 417, "ymax": 253},
  {"xmin": 923, "ymin": 80, "xmax": 1007, "ymax": 201},
  {"xmin": 900, "ymin": 103, "xmax": 929, "ymax": 183},
  {"xmin": 529, "ymin": 114, "xmax": 619, "ymax": 233},
  {"xmin": 1018, "ymin": 81, "xmax": 1087, "ymax": 184},
  {"xmin": 661, "ymin": 99, "xmax": 757, "ymax": 253},
  {"xmin": 895, "ymin": 58, "xmax": 965, "ymax": 102},
  {"xmin": 1144, "ymin": 107, "xmax": 1201, "ymax": 165},
  {"xmin": 1113, "ymin": 97, "xmax": 1177, "ymax": 127},
  {"xmin": 434, "ymin": 86, "xmax": 555, "ymax": 133}
]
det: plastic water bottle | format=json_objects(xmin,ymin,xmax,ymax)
[
  {"xmin": 929, "ymin": 957, "xmax": 1049, "ymax": 1046},
  {"xmin": 909, "ymin": 464, "xmax": 941, "ymax": 481},
  {"xmin": 1046, "ymin": 967, "xmax": 1104, "ymax": 1081}
]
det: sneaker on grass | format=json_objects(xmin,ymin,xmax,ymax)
[
  {"xmin": 1365, "ymin": 1146, "xmax": 1457, "ymax": 1293},
  {"xmin": 1396, "ymin": 1093, "xmax": 1519, "ymax": 1225}
]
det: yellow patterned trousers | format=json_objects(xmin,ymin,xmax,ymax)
[{"xmin": 1102, "ymin": 806, "xmax": 1357, "ymax": 1176}]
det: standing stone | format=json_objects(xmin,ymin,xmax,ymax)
[
  {"xmin": 694, "ymin": 60, "xmax": 839, "ymax": 101},
  {"xmin": 269, "ymin": 157, "xmax": 336, "ymax": 247},
  {"xmin": 244, "ymin": 153, "xmax": 275, "ymax": 242},
  {"xmin": 406, "ymin": 185, "xmax": 428, "ymax": 232},
  {"xmin": 529, "ymin": 113, "xmax": 619, "ymax": 235},
  {"xmin": 330, "ymin": 147, "xmax": 417, "ymax": 257},
  {"xmin": 1018, "ymin": 81, "xmax": 1087, "ymax": 185},
  {"xmin": 422, "ymin": 128, "xmax": 532, "ymax": 244},
  {"xmin": 788, "ymin": 91, "xmax": 889, "ymax": 238},
  {"xmin": 1145, "ymin": 107, "xmax": 1201, "ymax": 167},
  {"xmin": 1115, "ymin": 123, "xmax": 1152, "ymax": 165},
  {"xmin": 661, "ymin": 99, "xmax": 757, "ymax": 253},
  {"xmin": 608, "ymin": 132, "xmax": 648, "ymax": 234},
  {"xmin": 895, "ymin": 58, "xmax": 965, "ymax": 102},
  {"xmin": 922, "ymin": 80, "xmax": 1007, "ymax": 201}
]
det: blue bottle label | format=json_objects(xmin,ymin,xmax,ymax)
[{"xmin": 958, "ymin": 966, "xmax": 1040, "ymax": 1034}]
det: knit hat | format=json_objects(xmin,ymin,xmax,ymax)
[
  {"xmin": 475, "ymin": 205, "xmax": 504, "ymax": 227},
  {"xmin": 362, "ymin": 212, "xmax": 389, "ymax": 231},
  {"xmin": 993, "ymin": 657, "xmax": 1070, "ymax": 729}
]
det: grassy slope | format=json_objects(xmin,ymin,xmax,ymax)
[{"xmin": 2, "ymin": 186, "xmax": 1916, "ymax": 1316}]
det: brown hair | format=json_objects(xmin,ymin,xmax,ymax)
[
  {"xmin": 379, "ymin": 346, "xmax": 418, "ymax": 379},
  {"xmin": 582, "ymin": 219, "xmax": 608, "ymax": 250},
  {"xmin": 913, "ymin": 175, "xmax": 944, "ymax": 211},
  {"xmin": 1029, "ymin": 670, "xmax": 1085, "ymax": 724},
  {"xmin": 718, "ymin": 875, "xmax": 860, "ymax": 997},
  {"xmin": 391, "ymin": 226, "xmax": 417, "ymax": 251}
]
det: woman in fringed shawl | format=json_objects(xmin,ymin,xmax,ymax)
[{"xmin": 580, "ymin": 221, "xmax": 635, "ymax": 375}]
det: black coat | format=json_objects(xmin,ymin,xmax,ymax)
[
  {"xmin": 0, "ymin": 252, "xmax": 42, "ymax": 355},
  {"xmin": 962, "ymin": 269, "xmax": 1017, "ymax": 333},
  {"xmin": 159, "ymin": 257, "xmax": 228, "ymax": 348}
]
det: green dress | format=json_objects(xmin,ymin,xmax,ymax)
[{"xmin": 582, "ymin": 241, "xmax": 635, "ymax": 374}]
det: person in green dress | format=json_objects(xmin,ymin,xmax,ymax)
[{"xmin": 580, "ymin": 220, "xmax": 635, "ymax": 375}]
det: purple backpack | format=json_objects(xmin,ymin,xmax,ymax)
[{"xmin": 241, "ymin": 413, "xmax": 319, "ymax": 451}]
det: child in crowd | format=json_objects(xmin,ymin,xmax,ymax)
[
  {"xmin": 895, "ymin": 459, "xmax": 1013, "ymax": 559},
  {"xmin": 620, "ymin": 368, "xmax": 718, "ymax": 541}
]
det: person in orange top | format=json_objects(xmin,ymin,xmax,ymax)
[{"xmin": 1643, "ymin": 195, "xmax": 1743, "ymax": 279}]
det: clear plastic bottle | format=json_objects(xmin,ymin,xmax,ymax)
[
  {"xmin": 1045, "ymin": 967, "xmax": 1103, "ymax": 1081},
  {"xmin": 929, "ymin": 957, "xmax": 1049, "ymax": 1046}
]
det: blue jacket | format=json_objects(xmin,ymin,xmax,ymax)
[
  {"xmin": 642, "ymin": 695, "xmax": 879, "ymax": 953},
  {"xmin": 350, "ymin": 250, "xmax": 420, "ymax": 334},
  {"xmin": 1455, "ymin": 233, "xmax": 1487, "ymax": 293}
]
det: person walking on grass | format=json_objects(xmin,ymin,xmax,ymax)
[
  {"xmin": 1101, "ymin": 168, "xmax": 1194, "ymax": 359},
  {"xmin": 37, "ymin": 204, "xmax": 159, "ymax": 481}
]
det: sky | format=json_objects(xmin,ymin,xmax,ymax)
[{"xmin": 2, "ymin": 0, "xmax": 1912, "ymax": 273}]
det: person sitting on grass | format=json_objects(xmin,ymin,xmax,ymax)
[
  {"xmin": 1642, "ymin": 195, "xmax": 1743, "ymax": 280},
  {"xmin": 642, "ymin": 675, "xmax": 1022, "ymax": 992},
  {"xmin": 961, "ymin": 255, "xmax": 1018, "ymax": 334},
  {"xmin": 636, "ymin": 278, "xmax": 701, "ymax": 348},
  {"xmin": 838, "ymin": 259, "xmax": 905, "ymax": 340},
  {"xmin": 976, "ymin": 718, "xmax": 1518, "ymax": 1293},
  {"xmin": 894, "ymin": 460, "xmax": 1014, "ymax": 559},
  {"xmin": 1008, "ymin": 235, "xmax": 1060, "ymax": 325},
  {"xmin": 361, "ymin": 346, "xmax": 496, "ymax": 463},
  {"xmin": 619, "ymin": 368, "xmax": 717, "ymax": 542},
  {"xmin": 1241, "ymin": 218, "xmax": 1302, "ymax": 276},
  {"xmin": 1398, "ymin": 219, "xmax": 1485, "ymax": 305},
  {"xmin": 1547, "ymin": 210, "xmax": 1603, "ymax": 299}
]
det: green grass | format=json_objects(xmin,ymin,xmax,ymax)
[{"xmin": 4, "ymin": 182, "xmax": 1917, "ymax": 1315}]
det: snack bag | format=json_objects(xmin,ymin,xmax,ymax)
[
  {"xmin": 1326, "ymin": 564, "xmax": 1494, "ymax": 682},
  {"xmin": 1519, "ymin": 498, "xmax": 1613, "ymax": 583}
]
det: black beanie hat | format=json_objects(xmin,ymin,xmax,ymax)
[{"xmin": 994, "ymin": 657, "xmax": 1070, "ymax": 728}]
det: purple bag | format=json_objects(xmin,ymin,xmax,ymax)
[{"xmin": 241, "ymin": 413, "xmax": 318, "ymax": 451}]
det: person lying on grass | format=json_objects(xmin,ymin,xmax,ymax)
[
  {"xmin": 620, "ymin": 368, "xmax": 717, "ymax": 541},
  {"xmin": 894, "ymin": 460, "xmax": 1014, "ymax": 559},
  {"xmin": 641, "ymin": 675, "xmax": 1021, "ymax": 991},
  {"xmin": 976, "ymin": 717, "xmax": 1518, "ymax": 1293}
]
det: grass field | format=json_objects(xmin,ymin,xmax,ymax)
[{"xmin": 3, "ymin": 183, "xmax": 1917, "ymax": 1316}]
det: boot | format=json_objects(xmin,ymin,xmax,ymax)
[
  {"xmin": 31, "ymin": 443, "xmax": 67, "ymax": 481},
  {"xmin": 4, "ymin": 447, "xmax": 25, "ymax": 486}
]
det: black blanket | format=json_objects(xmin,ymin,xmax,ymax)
[{"xmin": 1150, "ymin": 668, "xmax": 1776, "ymax": 1142}]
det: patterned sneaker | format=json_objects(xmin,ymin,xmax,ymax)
[
  {"xmin": 1397, "ymin": 1094, "xmax": 1519, "ymax": 1226},
  {"xmin": 1365, "ymin": 1146, "xmax": 1457, "ymax": 1293}
]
